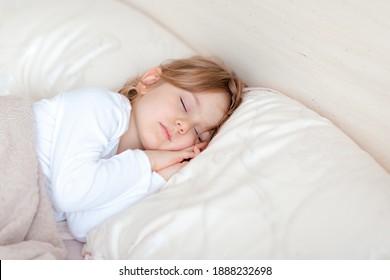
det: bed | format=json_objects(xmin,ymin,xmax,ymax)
[{"xmin": 1, "ymin": 0, "xmax": 389, "ymax": 260}]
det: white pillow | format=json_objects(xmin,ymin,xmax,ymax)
[
  {"xmin": 0, "ymin": 0, "xmax": 194, "ymax": 101},
  {"xmin": 84, "ymin": 88, "xmax": 390, "ymax": 259}
]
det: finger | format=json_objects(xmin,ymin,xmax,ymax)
[
  {"xmin": 193, "ymin": 145, "xmax": 201, "ymax": 157},
  {"xmin": 196, "ymin": 141, "xmax": 208, "ymax": 151},
  {"xmin": 181, "ymin": 145, "xmax": 195, "ymax": 152},
  {"xmin": 158, "ymin": 161, "xmax": 188, "ymax": 181},
  {"xmin": 162, "ymin": 150, "xmax": 194, "ymax": 167},
  {"xmin": 167, "ymin": 150, "xmax": 194, "ymax": 165},
  {"xmin": 179, "ymin": 150, "xmax": 195, "ymax": 160}
]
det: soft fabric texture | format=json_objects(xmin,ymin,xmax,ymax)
[
  {"xmin": 33, "ymin": 87, "xmax": 165, "ymax": 241},
  {"xmin": 127, "ymin": 0, "xmax": 390, "ymax": 173},
  {"xmin": 2, "ymin": 0, "xmax": 390, "ymax": 260},
  {"xmin": 0, "ymin": 0, "xmax": 193, "ymax": 258},
  {"xmin": 84, "ymin": 88, "xmax": 390, "ymax": 259},
  {"xmin": 0, "ymin": 0, "xmax": 194, "ymax": 102},
  {"xmin": 0, "ymin": 96, "xmax": 66, "ymax": 260}
]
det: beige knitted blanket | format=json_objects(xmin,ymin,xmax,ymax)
[{"xmin": 0, "ymin": 96, "xmax": 66, "ymax": 259}]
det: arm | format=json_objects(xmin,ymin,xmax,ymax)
[
  {"xmin": 64, "ymin": 152, "xmax": 166, "ymax": 242},
  {"xmin": 47, "ymin": 87, "xmax": 163, "ymax": 212},
  {"xmin": 66, "ymin": 144, "xmax": 204, "ymax": 241},
  {"xmin": 145, "ymin": 142, "xmax": 205, "ymax": 180},
  {"xmin": 53, "ymin": 149, "xmax": 164, "ymax": 212}
]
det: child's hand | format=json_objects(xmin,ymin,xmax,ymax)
[
  {"xmin": 194, "ymin": 141, "xmax": 208, "ymax": 155},
  {"xmin": 144, "ymin": 149, "xmax": 195, "ymax": 172},
  {"xmin": 184, "ymin": 141, "xmax": 207, "ymax": 155},
  {"xmin": 145, "ymin": 142, "xmax": 207, "ymax": 181},
  {"xmin": 157, "ymin": 161, "xmax": 189, "ymax": 181}
]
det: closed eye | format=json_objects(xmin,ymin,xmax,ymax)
[
  {"xmin": 180, "ymin": 97, "xmax": 187, "ymax": 112},
  {"xmin": 194, "ymin": 127, "xmax": 202, "ymax": 142},
  {"xmin": 181, "ymin": 96, "xmax": 202, "ymax": 141}
]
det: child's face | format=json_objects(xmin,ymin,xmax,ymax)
[{"xmin": 131, "ymin": 82, "xmax": 230, "ymax": 151}]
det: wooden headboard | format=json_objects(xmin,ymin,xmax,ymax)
[{"xmin": 125, "ymin": 0, "xmax": 390, "ymax": 172}]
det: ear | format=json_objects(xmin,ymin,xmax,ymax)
[{"xmin": 138, "ymin": 67, "xmax": 162, "ymax": 94}]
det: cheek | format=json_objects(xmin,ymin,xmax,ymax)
[{"xmin": 172, "ymin": 134, "xmax": 196, "ymax": 150}]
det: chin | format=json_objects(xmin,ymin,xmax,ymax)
[{"xmin": 141, "ymin": 140, "xmax": 164, "ymax": 151}]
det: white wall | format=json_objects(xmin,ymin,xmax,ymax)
[{"xmin": 124, "ymin": 0, "xmax": 390, "ymax": 172}]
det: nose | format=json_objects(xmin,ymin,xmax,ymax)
[{"xmin": 176, "ymin": 118, "xmax": 191, "ymax": 134}]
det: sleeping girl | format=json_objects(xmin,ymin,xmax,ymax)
[{"xmin": 32, "ymin": 56, "xmax": 244, "ymax": 241}]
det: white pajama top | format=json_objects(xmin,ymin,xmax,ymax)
[{"xmin": 32, "ymin": 87, "xmax": 165, "ymax": 241}]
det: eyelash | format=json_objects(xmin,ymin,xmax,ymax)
[
  {"xmin": 194, "ymin": 128, "xmax": 202, "ymax": 142},
  {"xmin": 180, "ymin": 97, "xmax": 187, "ymax": 112},
  {"xmin": 180, "ymin": 97, "xmax": 202, "ymax": 141}
]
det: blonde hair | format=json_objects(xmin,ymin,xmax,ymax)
[{"xmin": 118, "ymin": 56, "xmax": 245, "ymax": 139}]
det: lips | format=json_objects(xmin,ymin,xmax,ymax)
[{"xmin": 160, "ymin": 123, "xmax": 171, "ymax": 141}]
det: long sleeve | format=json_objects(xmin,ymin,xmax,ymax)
[
  {"xmin": 34, "ymin": 87, "xmax": 166, "ymax": 214},
  {"xmin": 53, "ymin": 148, "xmax": 162, "ymax": 212},
  {"xmin": 65, "ymin": 149, "xmax": 166, "ymax": 242}
]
